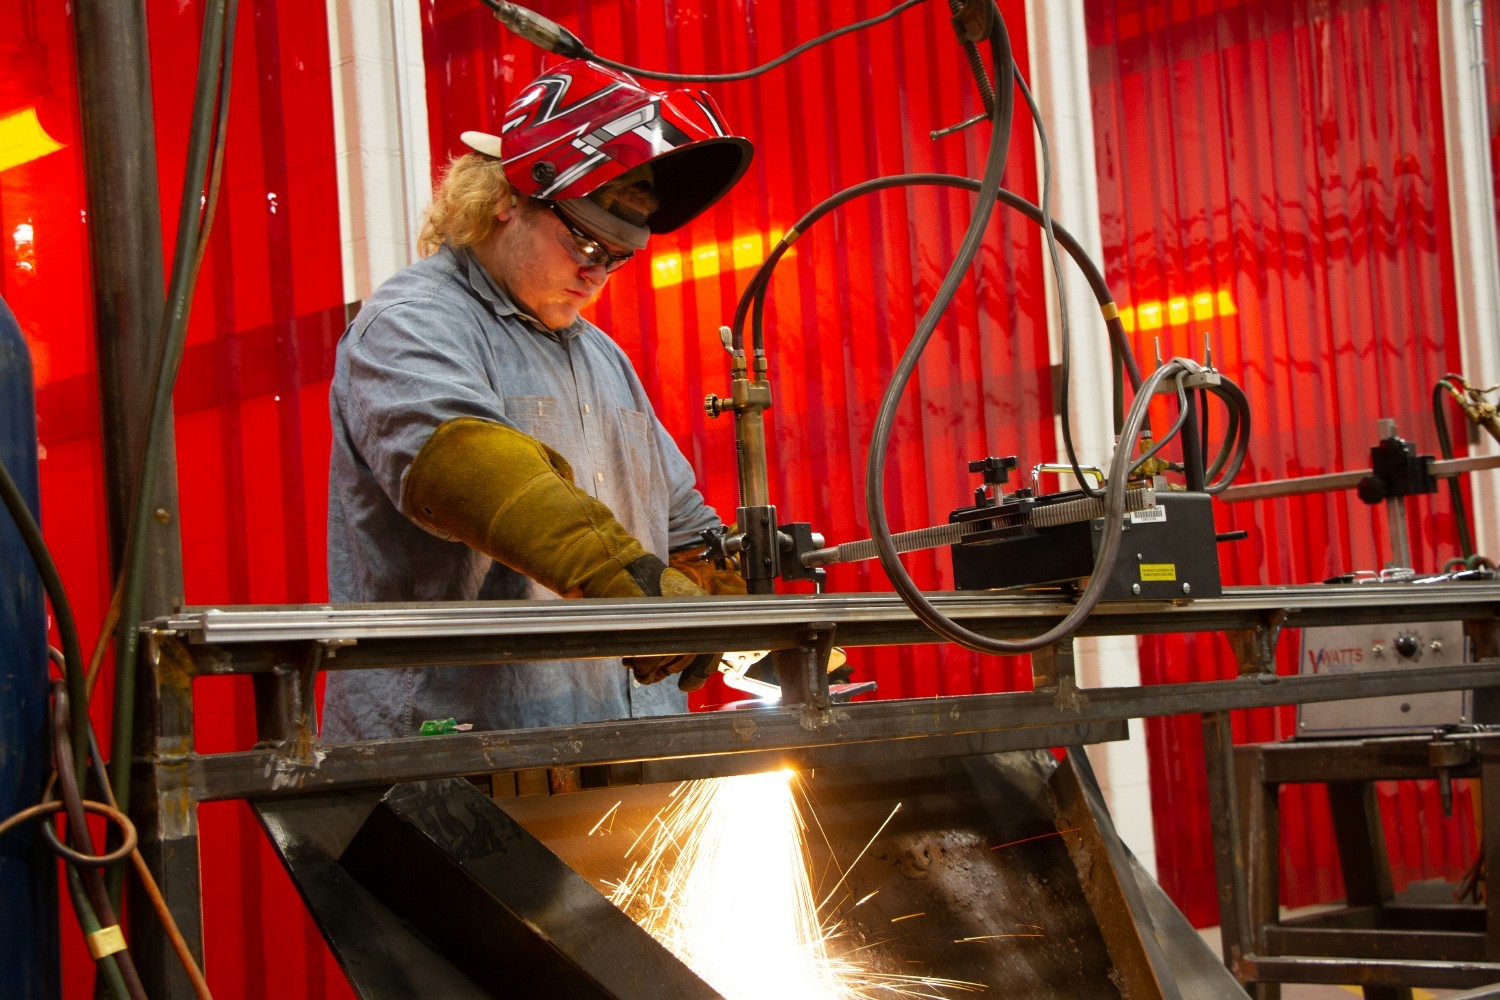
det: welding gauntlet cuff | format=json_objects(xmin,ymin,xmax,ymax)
[
  {"xmin": 403, "ymin": 417, "xmax": 702, "ymax": 600},
  {"xmin": 662, "ymin": 540, "xmax": 746, "ymax": 691}
]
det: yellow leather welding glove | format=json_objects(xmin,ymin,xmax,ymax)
[
  {"xmin": 668, "ymin": 542, "xmax": 747, "ymax": 595},
  {"xmin": 663, "ymin": 539, "xmax": 746, "ymax": 690},
  {"xmin": 404, "ymin": 417, "xmax": 703, "ymax": 599}
]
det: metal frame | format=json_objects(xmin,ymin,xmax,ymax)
[
  {"xmin": 134, "ymin": 583, "xmax": 1500, "ymax": 998},
  {"xmin": 1205, "ymin": 731, "xmax": 1500, "ymax": 997}
]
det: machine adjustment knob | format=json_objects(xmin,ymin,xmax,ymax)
[
  {"xmin": 1355, "ymin": 474, "xmax": 1388, "ymax": 505},
  {"xmin": 1393, "ymin": 634, "xmax": 1420, "ymax": 659},
  {"xmin": 968, "ymin": 456, "xmax": 1018, "ymax": 485}
]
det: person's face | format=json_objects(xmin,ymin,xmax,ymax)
[{"xmin": 485, "ymin": 198, "xmax": 630, "ymax": 331}]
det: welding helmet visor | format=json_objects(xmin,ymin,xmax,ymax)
[{"xmin": 482, "ymin": 59, "xmax": 753, "ymax": 235}]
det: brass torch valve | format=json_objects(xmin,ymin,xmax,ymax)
[
  {"xmin": 1437, "ymin": 372, "xmax": 1500, "ymax": 444},
  {"xmin": 704, "ymin": 326, "xmax": 826, "ymax": 592}
]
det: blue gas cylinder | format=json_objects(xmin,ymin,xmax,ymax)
[{"xmin": 0, "ymin": 293, "xmax": 58, "ymax": 999}]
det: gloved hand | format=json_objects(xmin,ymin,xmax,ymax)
[
  {"xmin": 668, "ymin": 541, "xmax": 747, "ymax": 595},
  {"xmin": 622, "ymin": 556, "xmax": 721, "ymax": 687},
  {"xmin": 660, "ymin": 538, "xmax": 748, "ymax": 690},
  {"xmin": 403, "ymin": 417, "xmax": 702, "ymax": 598},
  {"xmin": 404, "ymin": 418, "xmax": 719, "ymax": 688},
  {"xmin": 627, "ymin": 650, "xmax": 720, "ymax": 687}
]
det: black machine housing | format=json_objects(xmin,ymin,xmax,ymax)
[{"xmin": 950, "ymin": 490, "xmax": 1223, "ymax": 600}]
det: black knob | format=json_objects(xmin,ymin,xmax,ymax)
[
  {"xmin": 1393, "ymin": 634, "xmax": 1419, "ymax": 659},
  {"xmin": 968, "ymin": 456, "xmax": 1018, "ymax": 485},
  {"xmin": 1356, "ymin": 474, "xmax": 1387, "ymax": 505}
]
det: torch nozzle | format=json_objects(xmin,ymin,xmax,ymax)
[{"xmin": 488, "ymin": 2, "xmax": 588, "ymax": 57}]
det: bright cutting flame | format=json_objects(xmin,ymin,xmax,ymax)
[
  {"xmin": 608, "ymin": 772, "xmax": 981, "ymax": 999},
  {"xmin": 0, "ymin": 107, "xmax": 65, "ymax": 174}
]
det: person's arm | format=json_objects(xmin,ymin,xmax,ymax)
[
  {"xmin": 340, "ymin": 302, "xmax": 713, "ymax": 683},
  {"xmin": 403, "ymin": 416, "xmax": 702, "ymax": 599}
]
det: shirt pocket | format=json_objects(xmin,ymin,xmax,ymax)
[
  {"xmin": 503, "ymin": 394, "xmax": 565, "ymax": 452},
  {"xmin": 612, "ymin": 406, "xmax": 669, "ymax": 548}
]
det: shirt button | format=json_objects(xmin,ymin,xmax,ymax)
[
  {"xmin": 595, "ymin": 472, "xmax": 605, "ymax": 483},
  {"xmin": 583, "ymin": 403, "xmax": 591, "ymax": 414}
]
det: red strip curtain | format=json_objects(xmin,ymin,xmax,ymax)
[{"xmin": 1087, "ymin": 0, "xmax": 1477, "ymax": 925}]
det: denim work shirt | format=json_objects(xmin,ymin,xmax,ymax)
[{"xmin": 321, "ymin": 245, "xmax": 720, "ymax": 740}]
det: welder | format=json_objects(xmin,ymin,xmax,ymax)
[{"xmin": 320, "ymin": 60, "xmax": 753, "ymax": 741}]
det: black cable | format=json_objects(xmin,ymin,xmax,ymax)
[
  {"xmin": 1434, "ymin": 381, "xmax": 1476, "ymax": 558},
  {"xmin": 1130, "ymin": 371, "xmax": 1191, "ymax": 472},
  {"xmin": 731, "ymin": 175, "xmax": 1141, "ymax": 394},
  {"xmin": 1203, "ymin": 383, "xmax": 1241, "ymax": 483},
  {"xmin": 53, "ymin": 684, "xmax": 146, "ymax": 1000},
  {"xmin": 1112, "ymin": 341, "xmax": 1126, "ymax": 435},
  {"xmin": 1198, "ymin": 386, "xmax": 1210, "ymax": 482},
  {"xmin": 1202, "ymin": 378, "xmax": 1251, "ymax": 493},
  {"xmin": 865, "ymin": 3, "xmax": 1070, "ymax": 654},
  {"xmin": 1131, "ymin": 368, "xmax": 1253, "ymax": 493},
  {"xmin": 580, "ymin": 0, "xmax": 931, "ymax": 83}
]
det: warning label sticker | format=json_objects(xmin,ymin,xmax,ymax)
[{"xmin": 1139, "ymin": 564, "xmax": 1177, "ymax": 581}]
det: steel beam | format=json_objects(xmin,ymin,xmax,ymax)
[
  {"xmin": 165, "ymin": 655, "xmax": 1500, "ymax": 804},
  {"xmin": 162, "ymin": 584, "xmax": 1500, "ymax": 649}
]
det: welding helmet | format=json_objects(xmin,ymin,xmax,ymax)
[{"xmin": 462, "ymin": 59, "xmax": 753, "ymax": 240}]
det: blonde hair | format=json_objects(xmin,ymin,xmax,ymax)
[{"xmin": 417, "ymin": 153, "xmax": 514, "ymax": 258}]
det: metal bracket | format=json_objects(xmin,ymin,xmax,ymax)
[
  {"xmin": 737, "ymin": 504, "xmax": 780, "ymax": 588},
  {"xmin": 1032, "ymin": 638, "xmax": 1082, "ymax": 711},
  {"xmin": 1227, "ymin": 612, "xmax": 1286, "ymax": 678},
  {"xmin": 1150, "ymin": 369, "xmax": 1221, "ymax": 393},
  {"xmin": 253, "ymin": 641, "xmax": 326, "ymax": 769},
  {"xmin": 773, "ymin": 621, "xmax": 837, "ymax": 719}
]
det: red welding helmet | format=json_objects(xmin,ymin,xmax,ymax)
[{"xmin": 487, "ymin": 59, "xmax": 753, "ymax": 234}]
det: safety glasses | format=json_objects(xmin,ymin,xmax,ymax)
[{"xmin": 546, "ymin": 202, "xmax": 635, "ymax": 273}]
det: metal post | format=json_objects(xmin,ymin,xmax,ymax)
[
  {"xmin": 71, "ymin": 0, "xmax": 185, "ymax": 610},
  {"xmin": 71, "ymin": 4, "xmax": 188, "ymax": 992},
  {"xmin": 1202, "ymin": 712, "xmax": 1252, "ymax": 974},
  {"xmin": 1377, "ymin": 419, "xmax": 1413, "ymax": 570},
  {"xmin": 132, "ymin": 634, "xmax": 205, "ymax": 1000}
]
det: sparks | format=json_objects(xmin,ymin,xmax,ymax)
[
  {"xmin": 988, "ymin": 827, "xmax": 1080, "ymax": 852},
  {"xmin": 607, "ymin": 772, "xmax": 983, "ymax": 999},
  {"xmin": 587, "ymin": 801, "xmax": 621, "ymax": 837}
]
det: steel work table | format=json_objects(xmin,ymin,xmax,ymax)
[{"xmin": 128, "ymin": 582, "xmax": 1500, "ymax": 997}]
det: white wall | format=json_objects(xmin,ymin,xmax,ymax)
[
  {"xmin": 1026, "ymin": 0, "xmax": 1157, "ymax": 879},
  {"xmin": 1439, "ymin": 0, "xmax": 1500, "ymax": 559},
  {"xmin": 326, "ymin": 0, "xmax": 430, "ymax": 304}
]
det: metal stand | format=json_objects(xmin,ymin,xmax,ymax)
[
  {"xmin": 131, "ymin": 584, "xmax": 1500, "ymax": 998},
  {"xmin": 1207, "ymin": 732, "xmax": 1500, "ymax": 996}
]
